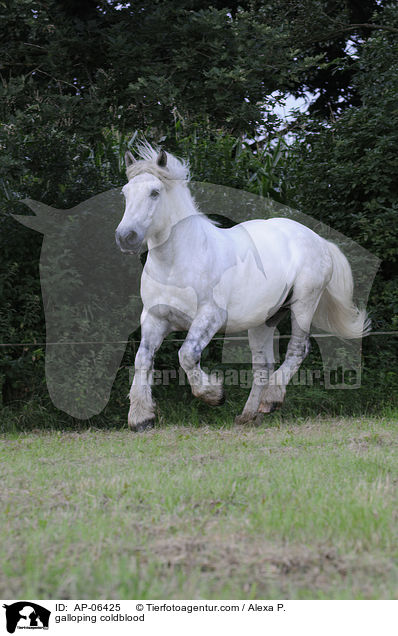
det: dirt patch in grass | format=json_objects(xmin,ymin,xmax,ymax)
[{"xmin": 147, "ymin": 532, "xmax": 395, "ymax": 598}]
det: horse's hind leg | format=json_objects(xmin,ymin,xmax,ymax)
[
  {"xmin": 258, "ymin": 291, "xmax": 320, "ymax": 413},
  {"xmin": 235, "ymin": 323, "xmax": 276, "ymax": 426}
]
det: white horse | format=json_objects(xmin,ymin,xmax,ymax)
[{"xmin": 115, "ymin": 144, "xmax": 369, "ymax": 431}]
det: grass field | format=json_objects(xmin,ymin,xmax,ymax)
[{"xmin": 1, "ymin": 412, "xmax": 397, "ymax": 599}]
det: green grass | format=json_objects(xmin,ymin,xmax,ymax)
[{"xmin": 1, "ymin": 414, "xmax": 398, "ymax": 599}]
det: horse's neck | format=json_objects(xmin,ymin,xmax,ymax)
[{"xmin": 146, "ymin": 183, "xmax": 201, "ymax": 250}]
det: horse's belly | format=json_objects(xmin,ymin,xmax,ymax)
[{"xmin": 223, "ymin": 278, "xmax": 289, "ymax": 332}]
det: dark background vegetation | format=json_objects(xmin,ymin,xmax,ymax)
[{"xmin": 1, "ymin": 0, "xmax": 397, "ymax": 428}]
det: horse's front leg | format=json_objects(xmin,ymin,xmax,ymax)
[
  {"xmin": 129, "ymin": 313, "xmax": 169, "ymax": 431},
  {"xmin": 178, "ymin": 307, "xmax": 225, "ymax": 406}
]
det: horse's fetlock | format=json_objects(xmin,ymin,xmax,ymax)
[{"xmin": 178, "ymin": 346, "xmax": 199, "ymax": 371}]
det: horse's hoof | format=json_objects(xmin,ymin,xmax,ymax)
[
  {"xmin": 216, "ymin": 387, "xmax": 226, "ymax": 406},
  {"xmin": 235, "ymin": 412, "xmax": 254, "ymax": 425},
  {"xmin": 235, "ymin": 412, "xmax": 264, "ymax": 427},
  {"xmin": 235, "ymin": 414, "xmax": 246, "ymax": 426},
  {"xmin": 195, "ymin": 385, "xmax": 225, "ymax": 406},
  {"xmin": 259, "ymin": 401, "xmax": 281, "ymax": 414},
  {"xmin": 131, "ymin": 419, "xmax": 155, "ymax": 432}
]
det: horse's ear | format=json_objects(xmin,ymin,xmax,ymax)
[
  {"xmin": 125, "ymin": 151, "xmax": 136, "ymax": 168},
  {"xmin": 156, "ymin": 149, "xmax": 167, "ymax": 168}
]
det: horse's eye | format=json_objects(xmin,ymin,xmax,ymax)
[{"xmin": 150, "ymin": 189, "xmax": 160, "ymax": 198}]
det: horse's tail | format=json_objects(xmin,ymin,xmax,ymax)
[{"xmin": 312, "ymin": 241, "xmax": 370, "ymax": 339}]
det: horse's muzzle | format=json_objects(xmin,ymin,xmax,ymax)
[{"xmin": 115, "ymin": 229, "xmax": 143, "ymax": 254}]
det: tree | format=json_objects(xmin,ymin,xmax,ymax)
[
  {"xmin": 285, "ymin": 12, "xmax": 398, "ymax": 333},
  {"xmin": 0, "ymin": 0, "xmax": 301, "ymax": 139}
]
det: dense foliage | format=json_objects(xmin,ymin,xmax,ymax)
[
  {"xmin": 0, "ymin": 0, "xmax": 397, "ymax": 420},
  {"xmin": 284, "ymin": 18, "xmax": 398, "ymax": 381}
]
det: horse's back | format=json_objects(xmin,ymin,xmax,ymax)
[
  {"xmin": 238, "ymin": 217, "xmax": 324, "ymax": 253},
  {"xmin": 237, "ymin": 217, "xmax": 329, "ymax": 281}
]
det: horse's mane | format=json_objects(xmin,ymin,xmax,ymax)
[
  {"xmin": 126, "ymin": 141, "xmax": 190, "ymax": 185},
  {"xmin": 125, "ymin": 141, "xmax": 220, "ymax": 226}
]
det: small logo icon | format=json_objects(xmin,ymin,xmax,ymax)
[{"xmin": 2, "ymin": 602, "xmax": 51, "ymax": 633}]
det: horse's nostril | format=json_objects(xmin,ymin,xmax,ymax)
[
  {"xmin": 115, "ymin": 228, "xmax": 141, "ymax": 253},
  {"xmin": 126, "ymin": 231, "xmax": 138, "ymax": 245}
]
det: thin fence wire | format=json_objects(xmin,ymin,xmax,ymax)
[{"xmin": 0, "ymin": 331, "xmax": 397, "ymax": 347}]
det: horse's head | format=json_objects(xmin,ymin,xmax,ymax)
[{"xmin": 116, "ymin": 149, "xmax": 168, "ymax": 254}]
